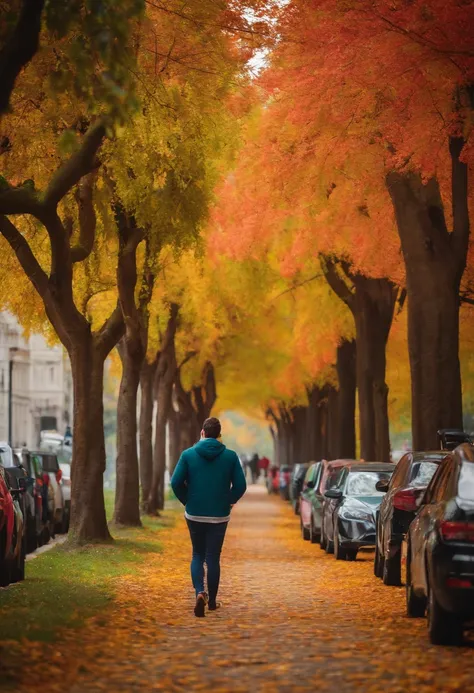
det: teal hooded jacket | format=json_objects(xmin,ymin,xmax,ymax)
[{"xmin": 171, "ymin": 438, "xmax": 247, "ymax": 518}]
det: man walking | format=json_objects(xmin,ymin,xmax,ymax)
[{"xmin": 171, "ymin": 417, "xmax": 247, "ymax": 617}]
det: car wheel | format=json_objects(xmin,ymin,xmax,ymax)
[
  {"xmin": 309, "ymin": 517, "xmax": 318, "ymax": 544},
  {"xmin": 374, "ymin": 536, "xmax": 384, "ymax": 578},
  {"xmin": 334, "ymin": 529, "xmax": 346, "ymax": 560},
  {"xmin": 428, "ymin": 585, "xmax": 463, "ymax": 646},
  {"xmin": 325, "ymin": 534, "xmax": 334, "ymax": 554},
  {"xmin": 320, "ymin": 521, "xmax": 327, "ymax": 550},
  {"xmin": 10, "ymin": 544, "xmax": 26, "ymax": 584},
  {"xmin": 406, "ymin": 553, "xmax": 426, "ymax": 618},
  {"xmin": 346, "ymin": 548, "xmax": 357, "ymax": 561},
  {"xmin": 383, "ymin": 546, "xmax": 402, "ymax": 586},
  {"xmin": 300, "ymin": 517, "xmax": 310, "ymax": 541}
]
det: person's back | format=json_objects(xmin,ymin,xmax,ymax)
[
  {"xmin": 176, "ymin": 437, "xmax": 243, "ymax": 520},
  {"xmin": 171, "ymin": 417, "xmax": 247, "ymax": 617}
]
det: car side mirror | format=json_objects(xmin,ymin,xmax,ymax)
[
  {"xmin": 306, "ymin": 480, "xmax": 315, "ymax": 490},
  {"xmin": 325, "ymin": 489, "xmax": 343, "ymax": 500},
  {"xmin": 375, "ymin": 479, "xmax": 390, "ymax": 493}
]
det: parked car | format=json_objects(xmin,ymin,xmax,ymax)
[
  {"xmin": 0, "ymin": 460, "xmax": 26, "ymax": 586},
  {"xmin": 30, "ymin": 452, "xmax": 64, "ymax": 536},
  {"xmin": 279, "ymin": 465, "xmax": 292, "ymax": 500},
  {"xmin": 405, "ymin": 443, "xmax": 474, "ymax": 645},
  {"xmin": 4, "ymin": 451, "xmax": 39, "ymax": 554},
  {"xmin": 375, "ymin": 451, "xmax": 445, "ymax": 585},
  {"xmin": 437, "ymin": 428, "xmax": 472, "ymax": 451},
  {"xmin": 290, "ymin": 463, "xmax": 310, "ymax": 515},
  {"xmin": 300, "ymin": 459, "xmax": 359, "ymax": 544},
  {"xmin": 323, "ymin": 462, "xmax": 395, "ymax": 560},
  {"xmin": 299, "ymin": 461, "xmax": 323, "ymax": 541},
  {"xmin": 267, "ymin": 466, "xmax": 279, "ymax": 494},
  {"xmin": 59, "ymin": 462, "xmax": 71, "ymax": 532}
]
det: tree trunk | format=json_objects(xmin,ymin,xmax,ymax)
[
  {"xmin": 148, "ymin": 304, "xmax": 179, "ymax": 514},
  {"xmin": 336, "ymin": 339, "xmax": 356, "ymax": 459},
  {"xmin": 326, "ymin": 385, "xmax": 339, "ymax": 460},
  {"xmin": 321, "ymin": 257, "xmax": 397, "ymax": 462},
  {"xmin": 387, "ymin": 140, "xmax": 468, "ymax": 449},
  {"xmin": 139, "ymin": 360, "xmax": 156, "ymax": 509},
  {"xmin": 113, "ymin": 338, "xmax": 142, "ymax": 526},
  {"xmin": 168, "ymin": 406, "xmax": 181, "ymax": 475},
  {"xmin": 69, "ymin": 335, "xmax": 111, "ymax": 542},
  {"xmin": 306, "ymin": 387, "xmax": 328, "ymax": 461},
  {"xmin": 192, "ymin": 362, "xmax": 217, "ymax": 428},
  {"xmin": 353, "ymin": 276, "xmax": 396, "ymax": 462}
]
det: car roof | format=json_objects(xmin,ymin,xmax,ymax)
[
  {"xmin": 407, "ymin": 451, "xmax": 446, "ymax": 460},
  {"xmin": 345, "ymin": 463, "xmax": 396, "ymax": 472},
  {"xmin": 326, "ymin": 459, "xmax": 358, "ymax": 467}
]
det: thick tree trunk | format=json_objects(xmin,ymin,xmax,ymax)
[
  {"xmin": 353, "ymin": 277, "xmax": 396, "ymax": 462},
  {"xmin": 69, "ymin": 335, "xmax": 111, "ymax": 542},
  {"xmin": 139, "ymin": 360, "xmax": 156, "ymax": 508},
  {"xmin": 290, "ymin": 405, "xmax": 309, "ymax": 463},
  {"xmin": 113, "ymin": 339, "xmax": 142, "ymax": 526},
  {"xmin": 336, "ymin": 339, "xmax": 356, "ymax": 459},
  {"xmin": 307, "ymin": 387, "xmax": 328, "ymax": 461},
  {"xmin": 387, "ymin": 141, "xmax": 468, "ymax": 449},
  {"xmin": 321, "ymin": 257, "xmax": 396, "ymax": 463}
]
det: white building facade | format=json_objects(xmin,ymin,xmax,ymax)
[{"xmin": 0, "ymin": 313, "xmax": 73, "ymax": 448}]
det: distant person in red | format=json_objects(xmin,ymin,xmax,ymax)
[{"xmin": 259, "ymin": 455, "xmax": 270, "ymax": 478}]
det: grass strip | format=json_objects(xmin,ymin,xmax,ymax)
[{"xmin": 0, "ymin": 490, "xmax": 175, "ymax": 641}]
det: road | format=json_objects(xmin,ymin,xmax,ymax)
[{"xmin": 11, "ymin": 486, "xmax": 474, "ymax": 692}]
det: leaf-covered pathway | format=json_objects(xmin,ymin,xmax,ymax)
[{"xmin": 7, "ymin": 486, "xmax": 474, "ymax": 692}]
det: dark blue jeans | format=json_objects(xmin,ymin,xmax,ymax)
[{"xmin": 186, "ymin": 519, "xmax": 228, "ymax": 607}]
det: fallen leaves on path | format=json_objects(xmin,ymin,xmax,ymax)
[{"xmin": 2, "ymin": 487, "xmax": 474, "ymax": 693}]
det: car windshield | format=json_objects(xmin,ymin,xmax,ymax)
[
  {"xmin": 346, "ymin": 471, "xmax": 392, "ymax": 496},
  {"xmin": 0, "ymin": 446, "xmax": 14, "ymax": 467},
  {"xmin": 411, "ymin": 461, "xmax": 440, "ymax": 488},
  {"xmin": 457, "ymin": 463, "xmax": 474, "ymax": 506}
]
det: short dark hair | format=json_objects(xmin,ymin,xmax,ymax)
[{"xmin": 203, "ymin": 417, "xmax": 221, "ymax": 439}]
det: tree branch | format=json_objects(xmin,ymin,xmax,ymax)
[
  {"xmin": 44, "ymin": 120, "xmax": 106, "ymax": 207},
  {"xmin": 320, "ymin": 254, "xmax": 355, "ymax": 311},
  {"xmin": 0, "ymin": 0, "xmax": 45, "ymax": 116},
  {"xmin": 0, "ymin": 214, "xmax": 49, "ymax": 297},
  {"xmin": 178, "ymin": 350, "xmax": 197, "ymax": 370},
  {"xmin": 70, "ymin": 172, "xmax": 97, "ymax": 263},
  {"xmin": 94, "ymin": 302, "xmax": 125, "ymax": 359},
  {"xmin": 0, "ymin": 185, "xmax": 44, "ymax": 216}
]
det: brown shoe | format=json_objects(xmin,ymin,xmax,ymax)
[{"xmin": 194, "ymin": 592, "xmax": 207, "ymax": 618}]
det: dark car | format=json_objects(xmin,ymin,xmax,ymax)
[
  {"xmin": 323, "ymin": 462, "xmax": 396, "ymax": 561},
  {"xmin": 300, "ymin": 459, "xmax": 357, "ymax": 545},
  {"xmin": 290, "ymin": 463, "xmax": 309, "ymax": 515},
  {"xmin": 279, "ymin": 465, "xmax": 292, "ymax": 500},
  {"xmin": 437, "ymin": 429, "xmax": 472, "ymax": 451},
  {"xmin": 405, "ymin": 443, "xmax": 474, "ymax": 646},
  {"xmin": 375, "ymin": 451, "xmax": 445, "ymax": 585}
]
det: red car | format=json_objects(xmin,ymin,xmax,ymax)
[{"xmin": 0, "ymin": 462, "xmax": 25, "ymax": 587}]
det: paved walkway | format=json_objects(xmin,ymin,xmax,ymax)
[{"xmin": 11, "ymin": 487, "xmax": 474, "ymax": 692}]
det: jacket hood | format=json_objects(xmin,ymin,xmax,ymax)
[{"xmin": 194, "ymin": 438, "xmax": 226, "ymax": 461}]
